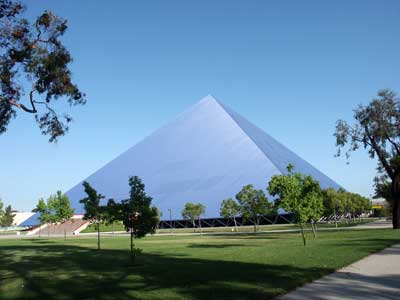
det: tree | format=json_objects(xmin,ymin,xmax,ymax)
[
  {"xmin": 348, "ymin": 192, "xmax": 371, "ymax": 219},
  {"xmin": 34, "ymin": 197, "xmax": 57, "ymax": 237},
  {"xmin": 0, "ymin": 197, "xmax": 4, "ymax": 222},
  {"xmin": 268, "ymin": 164, "xmax": 324, "ymax": 245},
  {"xmin": 374, "ymin": 176, "xmax": 393, "ymax": 209},
  {"xmin": 34, "ymin": 198, "xmax": 46, "ymax": 237},
  {"xmin": 220, "ymin": 198, "xmax": 240, "ymax": 231},
  {"xmin": 306, "ymin": 189, "xmax": 324, "ymax": 239},
  {"xmin": 236, "ymin": 184, "xmax": 271, "ymax": 233},
  {"xmin": 118, "ymin": 176, "xmax": 159, "ymax": 262},
  {"xmin": 1, "ymin": 204, "xmax": 14, "ymax": 227},
  {"xmin": 182, "ymin": 202, "xmax": 206, "ymax": 233},
  {"xmin": 80, "ymin": 181, "xmax": 105, "ymax": 250},
  {"xmin": 334, "ymin": 89, "xmax": 400, "ymax": 229},
  {"xmin": 51, "ymin": 191, "xmax": 74, "ymax": 240},
  {"xmin": 322, "ymin": 188, "xmax": 341, "ymax": 227},
  {"xmin": 0, "ymin": 0, "xmax": 85, "ymax": 142}
]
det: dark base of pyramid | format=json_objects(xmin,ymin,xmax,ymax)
[{"xmin": 158, "ymin": 213, "xmax": 294, "ymax": 229}]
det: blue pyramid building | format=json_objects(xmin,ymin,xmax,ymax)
[{"xmin": 23, "ymin": 95, "xmax": 340, "ymax": 225}]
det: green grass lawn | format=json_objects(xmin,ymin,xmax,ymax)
[
  {"xmin": 0, "ymin": 229, "xmax": 399, "ymax": 300},
  {"xmin": 81, "ymin": 222, "xmax": 125, "ymax": 233}
]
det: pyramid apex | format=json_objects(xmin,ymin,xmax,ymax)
[{"xmin": 199, "ymin": 94, "xmax": 219, "ymax": 103}]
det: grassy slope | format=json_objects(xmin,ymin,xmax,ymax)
[
  {"xmin": 0, "ymin": 229, "xmax": 399, "ymax": 300},
  {"xmin": 81, "ymin": 222, "xmax": 125, "ymax": 233}
]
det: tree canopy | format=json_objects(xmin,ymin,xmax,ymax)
[
  {"xmin": 220, "ymin": 198, "xmax": 240, "ymax": 218},
  {"xmin": 334, "ymin": 89, "xmax": 400, "ymax": 229},
  {"xmin": 236, "ymin": 184, "xmax": 271, "ymax": 232},
  {"xmin": 80, "ymin": 182, "xmax": 105, "ymax": 223},
  {"xmin": 51, "ymin": 191, "xmax": 74, "ymax": 223},
  {"xmin": 0, "ymin": 197, "xmax": 4, "ymax": 221},
  {"xmin": 0, "ymin": 0, "xmax": 85, "ymax": 142},
  {"xmin": 182, "ymin": 202, "xmax": 205, "ymax": 232},
  {"xmin": 220, "ymin": 198, "xmax": 240, "ymax": 231},
  {"xmin": 118, "ymin": 176, "xmax": 159, "ymax": 261},
  {"xmin": 35, "ymin": 198, "xmax": 48, "ymax": 225},
  {"xmin": 1, "ymin": 204, "xmax": 14, "ymax": 226},
  {"xmin": 118, "ymin": 176, "xmax": 159, "ymax": 238},
  {"xmin": 374, "ymin": 177, "xmax": 393, "ymax": 208},
  {"xmin": 34, "ymin": 192, "xmax": 74, "ymax": 237},
  {"xmin": 268, "ymin": 164, "xmax": 324, "ymax": 245},
  {"xmin": 80, "ymin": 181, "xmax": 106, "ymax": 249}
]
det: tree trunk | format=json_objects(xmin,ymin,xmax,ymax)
[
  {"xmin": 391, "ymin": 178, "xmax": 400, "ymax": 229},
  {"xmin": 48, "ymin": 223, "xmax": 50, "ymax": 238},
  {"xmin": 39, "ymin": 225, "xmax": 41, "ymax": 238},
  {"xmin": 253, "ymin": 218, "xmax": 257, "ymax": 233},
  {"xmin": 310, "ymin": 221, "xmax": 314, "ymax": 238},
  {"xmin": 299, "ymin": 222, "xmax": 306, "ymax": 246},
  {"xmin": 192, "ymin": 219, "xmax": 196, "ymax": 233},
  {"xmin": 233, "ymin": 216, "xmax": 238, "ymax": 232},
  {"xmin": 393, "ymin": 198, "xmax": 400, "ymax": 229},
  {"xmin": 97, "ymin": 223, "xmax": 101, "ymax": 250},
  {"xmin": 64, "ymin": 228, "xmax": 66, "ymax": 241},
  {"xmin": 130, "ymin": 229, "xmax": 135, "ymax": 263},
  {"xmin": 198, "ymin": 217, "xmax": 202, "ymax": 234},
  {"xmin": 311, "ymin": 220, "xmax": 317, "ymax": 239}
]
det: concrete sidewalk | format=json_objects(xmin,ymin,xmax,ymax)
[
  {"xmin": 279, "ymin": 243, "xmax": 400, "ymax": 300},
  {"xmin": 354, "ymin": 219, "xmax": 393, "ymax": 229}
]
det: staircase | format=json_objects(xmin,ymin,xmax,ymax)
[{"xmin": 34, "ymin": 219, "xmax": 89, "ymax": 236}]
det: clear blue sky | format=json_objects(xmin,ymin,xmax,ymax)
[{"xmin": 1, "ymin": 0, "xmax": 400, "ymax": 211}]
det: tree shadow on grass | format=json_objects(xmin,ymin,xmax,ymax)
[
  {"xmin": 0, "ymin": 243, "xmax": 331, "ymax": 300},
  {"xmin": 206, "ymin": 233, "xmax": 285, "ymax": 240},
  {"xmin": 28, "ymin": 239, "xmax": 56, "ymax": 244},
  {"xmin": 187, "ymin": 243, "xmax": 257, "ymax": 249}
]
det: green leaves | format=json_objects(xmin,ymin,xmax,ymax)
[
  {"xmin": 182, "ymin": 202, "xmax": 205, "ymax": 222},
  {"xmin": 1, "ymin": 204, "xmax": 14, "ymax": 227},
  {"xmin": 36, "ymin": 191, "xmax": 74, "ymax": 225},
  {"xmin": 236, "ymin": 184, "xmax": 271, "ymax": 230},
  {"xmin": 0, "ymin": 198, "xmax": 3, "ymax": 221},
  {"xmin": 0, "ymin": 197, "xmax": 14, "ymax": 227},
  {"xmin": 268, "ymin": 165, "xmax": 324, "ymax": 238},
  {"xmin": 332, "ymin": 89, "xmax": 396, "ymax": 218},
  {"xmin": 267, "ymin": 164, "xmax": 324, "ymax": 246},
  {"xmin": 80, "ymin": 181, "xmax": 105, "ymax": 222},
  {"xmin": 80, "ymin": 176, "xmax": 159, "ymax": 245},
  {"xmin": 334, "ymin": 89, "xmax": 400, "ymax": 180},
  {"xmin": 118, "ymin": 176, "xmax": 159, "ymax": 238},
  {"xmin": 0, "ymin": 0, "xmax": 85, "ymax": 142},
  {"xmin": 52, "ymin": 191, "xmax": 74, "ymax": 222},
  {"xmin": 0, "ymin": 197, "xmax": 15, "ymax": 227},
  {"xmin": 220, "ymin": 198, "xmax": 240, "ymax": 219}
]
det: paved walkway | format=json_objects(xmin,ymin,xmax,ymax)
[
  {"xmin": 279, "ymin": 243, "xmax": 400, "ymax": 300},
  {"xmin": 354, "ymin": 219, "xmax": 393, "ymax": 229}
]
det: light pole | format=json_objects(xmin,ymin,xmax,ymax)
[{"xmin": 168, "ymin": 208, "xmax": 172, "ymax": 233}]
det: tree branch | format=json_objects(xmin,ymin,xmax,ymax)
[
  {"xmin": 1, "ymin": 87, "xmax": 39, "ymax": 113},
  {"xmin": 365, "ymin": 126, "xmax": 394, "ymax": 178},
  {"xmin": 354, "ymin": 136, "xmax": 372, "ymax": 147},
  {"xmin": 386, "ymin": 135, "xmax": 400, "ymax": 156},
  {"xmin": 6, "ymin": 98, "xmax": 36, "ymax": 113}
]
